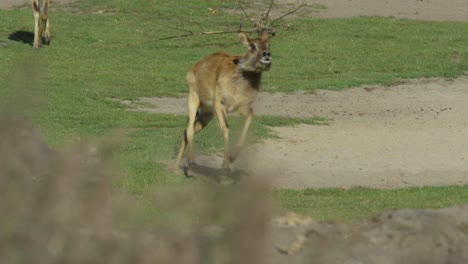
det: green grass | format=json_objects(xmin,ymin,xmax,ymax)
[
  {"xmin": 1, "ymin": 0, "xmax": 468, "ymax": 222},
  {"xmin": 276, "ymin": 186, "xmax": 468, "ymax": 223},
  {"xmin": 267, "ymin": 17, "xmax": 468, "ymax": 92},
  {"xmin": 257, "ymin": 115, "xmax": 330, "ymax": 127}
]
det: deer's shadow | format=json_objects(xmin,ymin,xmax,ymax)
[
  {"xmin": 8, "ymin": 30, "xmax": 34, "ymax": 46},
  {"xmin": 184, "ymin": 163, "xmax": 250, "ymax": 184}
]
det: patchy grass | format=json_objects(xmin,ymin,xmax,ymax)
[{"xmin": 257, "ymin": 115, "xmax": 330, "ymax": 127}]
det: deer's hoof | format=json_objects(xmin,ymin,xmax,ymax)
[
  {"xmin": 183, "ymin": 162, "xmax": 198, "ymax": 177},
  {"xmin": 183, "ymin": 166, "xmax": 190, "ymax": 177}
]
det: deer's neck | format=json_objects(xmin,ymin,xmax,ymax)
[
  {"xmin": 239, "ymin": 70, "xmax": 262, "ymax": 90},
  {"xmin": 236, "ymin": 55, "xmax": 270, "ymax": 72},
  {"xmin": 233, "ymin": 57, "xmax": 263, "ymax": 90}
]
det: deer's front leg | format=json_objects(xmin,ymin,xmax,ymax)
[
  {"xmin": 231, "ymin": 107, "xmax": 253, "ymax": 163},
  {"xmin": 32, "ymin": 0, "xmax": 41, "ymax": 48},
  {"xmin": 43, "ymin": 0, "xmax": 51, "ymax": 45}
]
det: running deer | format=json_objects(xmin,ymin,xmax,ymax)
[
  {"xmin": 32, "ymin": 0, "xmax": 51, "ymax": 49},
  {"xmin": 174, "ymin": 30, "xmax": 272, "ymax": 175}
]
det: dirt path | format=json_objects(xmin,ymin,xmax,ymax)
[
  {"xmin": 309, "ymin": 0, "xmax": 468, "ymax": 22},
  {"xmin": 251, "ymin": 77, "xmax": 468, "ymax": 188}
]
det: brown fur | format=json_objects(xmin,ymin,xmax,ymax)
[
  {"xmin": 174, "ymin": 31, "xmax": 272, "ymax": 174},
  {"xmin": 32, "ymin": 0, "xmax": 51, "ymax": 49}
]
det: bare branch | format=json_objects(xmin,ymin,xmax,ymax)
[
  {"xmin": 236, "ymin": 0, "xmax": 256, "ymax": 27},
  {"xmin": 159, "ymin": 29, "xmax": 254, "ymax": 40},
  {"xmin": 168, "ymin": 25, "xmax": 194, "ymax": 36},
  {"xmin": 112, "ymin": 0, "xmax": 304, "ymax": 48},
  {"xmin": 111, "ymin": 29, "xmax": 256, "ymax": 48},
  {"xmin": 264, "ymin": 0, "xmax": 274, "ymax": 26},
  {"xmin": 236, "ymin": 0, "xmax": 273, "ymax": 36},
  {"xmin": 271, "ymin": 4, "xmax": 306, "ymax": 26}
]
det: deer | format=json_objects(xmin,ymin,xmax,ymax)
[
  {"xmin": 32, "ymin": 0, "xmax": 51, "ymax": 49},
  {"xmin": 174, "ymin": 30, "xmax": 272, "ymax": 175}
]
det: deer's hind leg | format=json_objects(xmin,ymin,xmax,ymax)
[
  {"xmin": 174, "ymin": 92, "xmax": 200, "ymax": 171},
  {"xmin": 44, "ymin": 0, "xmax": 51, "ymax": 45},
  {"xmin": 174, "ymin": 95, "xmax": 213, "ymax": 174}
]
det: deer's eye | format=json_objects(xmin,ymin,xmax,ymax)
[{"xmin": 250, "ymin": 43, "xmax": 257, "ymax": 52}]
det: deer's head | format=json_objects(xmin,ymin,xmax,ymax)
[{"xmin": 238, "ymin": 31, "xmax": 272, "ymax": 72}]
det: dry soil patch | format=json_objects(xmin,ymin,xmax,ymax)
[{"xmin": 306, "ymin": 0, "xmax": 468, "ymax": 22}]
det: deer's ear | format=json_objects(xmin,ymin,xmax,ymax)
[
  {"xmin": 238, "ymin": 33, "xmax": 250, "ymax": 48},
  {"xmin": 260, "ymin": 30, "xmax": 269, "ymax": 40}
]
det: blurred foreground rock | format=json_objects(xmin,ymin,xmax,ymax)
[{"xmin": 269, "ymin": 206, "xmax": 468, "ymax": 264}]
